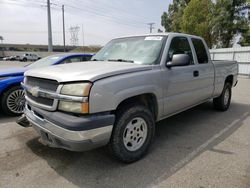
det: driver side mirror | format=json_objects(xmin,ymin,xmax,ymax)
[{"xmin": 166, "ymin": 54, "xmax": 190, "ymax": 68}]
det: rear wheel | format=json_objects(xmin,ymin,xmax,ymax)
[
  {"xmin": 213, "ymin": 82, "xmax": 232, "ymax": 111},
  {"xmin": 1, "ymin": 86, "xmax": 25, "ymax": 116},
  {"xmin": 110, "ymin": 104, "xmax": 155, "ymax": 163}
]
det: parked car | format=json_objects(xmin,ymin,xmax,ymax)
[
  {"xmin": 2, "ymin": 56, "xmax": 11, "ymax": 61},
  {"xmin": 20, "ymin": 33, "xmax": 238, "ymax": 163},
  {"xmin": 19, "ymin": 53, "xmax": 41, "ymax": 62},
  {"xmin": 10, "ymin": 55, "xmax": 20, "ymax": 61},
  {"xmin": 0, "ymin": 53, "xmax": 93, "ymax": 116}
]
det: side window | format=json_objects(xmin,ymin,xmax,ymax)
[
  {"xmin": 82, "ymin": 55, "xmax": 92, "ymax": 61},
  {"xmin": 168, "ymin": 37, "xmax": 194, "ymax": 64},
  {"xmin": 62, "ymin": 56, "xmax": 81, "ymax": 63},
  {"xmin": 191, "ymin": 38, "xmax": 208, "ymax": 64}
]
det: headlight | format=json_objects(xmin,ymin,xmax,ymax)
[
  {"xmin": 60, "ymin": 83, "xmax": 92, "ymax": 96},
  {"xmin": 58, "ymin": 82, "xmax": 92, "ymax": 114}
]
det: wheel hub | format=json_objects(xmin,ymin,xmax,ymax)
[
  {"xmin": 6, "ymin": 89, "xmax": 25, "ymax": 114},
  {"xmin": 123, "ymin": 117, "xmax": 148, "ymax": 151}
]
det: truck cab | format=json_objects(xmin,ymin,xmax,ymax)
[{"xmin": 20, "ymin": 53, "xmax": 41, "ymax": 62}]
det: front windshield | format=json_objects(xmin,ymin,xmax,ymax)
[
  {"xmin": 27, "ymin": 55, "xmax": 64, "ymax": 68},
  {"xmin": 92, "ymin": 36, "xmax": 166, "ymax": 65}
]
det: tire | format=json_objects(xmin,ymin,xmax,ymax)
[
  {"xmin": 213, "ymin": 82, "xmax": 232, "ymax": 111},
  {"xmin": 110, "ymin": 104, "xmax": 155, "ymax": 163},
  {"xmin": 1, "ymin": 86, "xmax": 25, "ymax": 116},
  {"xmin": 23, "ymin": 58, "xmax": 27, "ymax": 62}
]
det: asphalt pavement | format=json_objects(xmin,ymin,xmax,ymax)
[{"xmin": 0, "ymin": 61, "xmax": 249, "ymax": 188}]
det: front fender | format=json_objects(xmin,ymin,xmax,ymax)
[
  {"xmin": 89, "ymin": 69, "xmax": 164, "ymax": 117},
  {"xmin": 0, "ymin": 76, "xmax": 24, "ymax": 95}
]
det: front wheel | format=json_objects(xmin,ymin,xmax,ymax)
[
  {"xmin": 110, "ymin": 104, "xmax": 155, "ymax": 163},
  {"xmin": 1, "ymin": 86, "xmax": 25, "ymax": 116},
  {"xmin": 213, "ymin": 83, "xmax": 232, "ymax": 111}
]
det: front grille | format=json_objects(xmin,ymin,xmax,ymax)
[
  {"xmin": 27, "ymin": 92, "xmax": 54, "ymax": 106},
  {"xmin": 26, "ymin": 76, "xmax": 59, "ymax": 91},
  {"xmin": 25, "ymin": 76, "xmax": 59, "ymax": 108}
]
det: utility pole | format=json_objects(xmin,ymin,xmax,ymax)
[
  {"xmin": 47, "ymin": 0, "xmax": 53, "ymax": 52},
  {"xmin": 0, "ymin": 36, "xmax": 3, "ymax": 57},
  {"xmin": 62, "ymin": 5, "xmax": 66, "ymax": 52},
  {"xmin": 82, "ymin": 24, "xmax": 84, "ymax": 52},
  {"xmin": 147, "ymin": 23, "xmax": 155, "ymax": 33}
]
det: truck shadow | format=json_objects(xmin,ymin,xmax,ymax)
[
  {"xmin": 26, "ymin": 101, "xmax": 250, "ymax": 188},
  {"xmin": 0, "ymin": 113, "xmax": 17, "ymax": 124}
]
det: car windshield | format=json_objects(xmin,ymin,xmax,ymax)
[
  {"xmin": 92, "ymin": 36, "xmax": 166, "ymax": 65},
  {"xmin": 27, "ymin": 55, "xmax": 64, "ymax": 68}
]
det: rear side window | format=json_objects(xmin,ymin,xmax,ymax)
[
  {"xmin": 62, "ymin": 56, "xmax": 81, "ymax": 64},
  {"xmin": 191, "ymin": 38, "xmax": 208, "ymax": 64},
  {"xmin": 82, "ymin": 55, "xmax": 92, "ymax": 61},
  {"xmin": 168, "ymin": 37, "xmax": 194, "ymax": 64}
]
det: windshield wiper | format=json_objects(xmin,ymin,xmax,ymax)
[{"xmin": 108, "ymin": 59, "xmax": 134, "ymax": 63}]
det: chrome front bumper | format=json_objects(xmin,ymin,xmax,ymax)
[{"xmin": 24, "ymin": 105, "xmax": 114, "ymax": 151}]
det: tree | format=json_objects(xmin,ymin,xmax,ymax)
[
  {"xmin": 161, "ymin": 0, "xmax": 250, "ymax": 48},
  {"xmin": 239, "ymin": 0, "xmax": 250, "ymax": 46},
  {"xmin": 0, "ymin": 36, "xmax": 3, "ymax": 43},
  {"xmin": 212, "ymin": 0, "xmax": 249, "ymax": 47},
  {"xmin": 181, "ymin": 0, "xmax": 214, "ymax": 48},
  {"xmin": 161, "ymin": 0, "xmax": 190, "ymax": 32},
  {"xmin": 157, "ymin": 29, "xmax": 163, "ymax": 33},
  {"xmin": 239, "ymin": 28, "xmax": 250, "ymax": 45}
]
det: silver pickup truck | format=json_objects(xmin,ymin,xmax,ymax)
[{"xmin": 21, "ymin": 33, "xmax": 238, "ymax": 163}]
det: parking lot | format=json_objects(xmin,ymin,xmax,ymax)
[{"xmin": 0, "ymin": 61, "xmax": 250, "ymax": 188}]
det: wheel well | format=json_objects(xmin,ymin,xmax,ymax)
[
  {"xmin": 115, "ymin": 94, "xmax": 158, "ymax": 120},
  {"xmin": 0, "ymin": 83, "xmax": 21, "ymax": 98},
  {"xmin": 225, "ymin": 75, "xmax": 233, "ymax": 86}
]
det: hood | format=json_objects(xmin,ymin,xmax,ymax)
[
  {"xmin": 0, "ymin": 67, "xmax": 28, "ymax": 77},
  {"xmin": 25, "ymin": 61, "xmax": 152, "ymax": 82}
]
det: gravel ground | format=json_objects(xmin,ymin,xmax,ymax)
[{"xmin": 0, "ymin": 61, "xmax": 249, "ymax": 188}]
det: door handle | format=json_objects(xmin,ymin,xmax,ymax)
[{"xmin": 193, "ymin": 70, "xmax": 199, "ymax": 77}]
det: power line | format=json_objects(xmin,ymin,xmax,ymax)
[
  {"xmin": 65, "ymin": 4, "xmax": 145, "ymax": 27},
  {"xmin": 54, "ymin": 0, "xmax": 150, "ymax": 24},
  {"xmin": 0, "ymin": 30, "xmax": 62, "ymax": 33},
  {"xmin": 0, "ymin": 0, "xmax": 60, "ymax": 10},
  {"xmin": 50, "ymin": 0, "xmax": 148, "ymax": 28},
  {"xmin": 0, "ymin": 1, "xmax": 45, "ymax": 9},
  {"xmin": 0, "ymin": 0, "xmax": 149, "ymax": 29},
  {"xmin": 62, "ymin": 5, "xmax": 146, "ymax": 29}
]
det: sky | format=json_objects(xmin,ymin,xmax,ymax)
[{"xmin": 0, "ymin": 0, "xmax": 172, "ymax": 46}]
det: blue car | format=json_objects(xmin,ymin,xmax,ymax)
[{"xmin": 0, "ymin": 53, "xmax": 93, "ymax": 116}]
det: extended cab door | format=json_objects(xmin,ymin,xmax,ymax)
[
  {"xmin": 162, "ymin": 36, "xmax": 213, "ymax": 116},
  {"xmin": 190, "ymin": 38, "xmax": 214, "ymax": 101}
]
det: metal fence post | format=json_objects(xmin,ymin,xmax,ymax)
[{"xmin": 232, "ymin": 51, "xmax": 235, "ymax": 61}]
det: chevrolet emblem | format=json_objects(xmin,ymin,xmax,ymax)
[{"xmin": 29, "ymin": 87, "xmax": 40, "ymax": 97}]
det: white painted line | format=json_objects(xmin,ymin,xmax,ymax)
[{"xmin": 151, "ymin": 112, "xmax": 250, "ymax": 188}]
